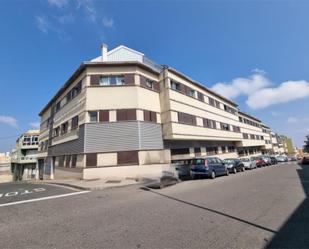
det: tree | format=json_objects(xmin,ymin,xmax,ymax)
[{"xmin": 304, "ymin": 135, "xmax": 309, "ymax": 153}]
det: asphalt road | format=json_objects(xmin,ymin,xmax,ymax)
[
  {"xmin": 0, "ymin": 182, "xmax": 80, "ymax": 205},
  {"xmin": 0, "ymin": 161, "xmax": 308, "ymax": 249}
]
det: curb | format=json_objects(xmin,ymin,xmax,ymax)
[
  {"xmin": 29, "ymin": 180, "xmax": 139, "ymax": 191},
  {"xmin": 28, "ymin": 180, "xmax": 90, "ymax": 191}
]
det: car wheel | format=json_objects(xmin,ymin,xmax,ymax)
[
  {"xmin": 233, "ymin": 167, "xmax": 237, "ymax": 174},
  {"xmin": 211, "ymin": 171, "xmax": 216, "ymax": 179}
]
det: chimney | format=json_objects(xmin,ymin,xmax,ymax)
[{"xmin": 101, "ymin": 43, "xmax": 108, "ymax": 62}]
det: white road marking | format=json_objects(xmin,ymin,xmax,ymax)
[{"xmin": 0, "ymin": 191, "xmax": 90, "ymax": 207}]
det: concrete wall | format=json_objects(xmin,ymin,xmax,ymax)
[{"xmin": 83, "ymin": 163, "xmax": 175, "ymax": 180}]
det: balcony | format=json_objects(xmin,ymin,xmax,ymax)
[{"xmin": 11, "ymin": 155, "xmax": 37, "ymax": 164}]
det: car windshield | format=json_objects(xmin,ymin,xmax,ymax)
[
  {"xmin": 241, "ymin": 158, "xmax": 250, "ymax": 162},
  {"xmin": 224, "ymin": 159, "xmax": 234, "ymax": 164}
]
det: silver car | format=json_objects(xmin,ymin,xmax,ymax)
[{"xmin": 240, "ymin": 158, "xmax": 257, "ymax": 169}]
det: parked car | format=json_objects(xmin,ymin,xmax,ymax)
[
  {"xmin": 288, "ymin": 156, "xmax": 297, "ymax": 161},
  {"xmin": 191, "ymin": 157, "xmax": 229, "ymax": 179},
  {"xmin": 223, "ymin": 158, "xmax": 245, "ymax": 173},
  {"xmin": 174, "ymin": 157, "xmax": 228, "ymax": 179},
  {"xmin": 301, "ymin": 156, "xmax": 309, "ymax": 165},
  {"xmin": 240, "ymin": 158, "xmax": 257, "ymax": 170},
  {"xmin": 270, "ymin": 156, "xmax": 278, "ymax": 165},
  {"xmin": 276, "ymin": 155, "xmax": 288, "ymax": 163},
  {"xmin": 251, "ymin": 156, "xmax": 266, "ymax": 167},
  {"xmin": 172, "ymin": 159, "xmax": 192, "ymax": 180},
  {"xmin": 261, "ymin": 156, "xmax": 272, "ymax": 166}
]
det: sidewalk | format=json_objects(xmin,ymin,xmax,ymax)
[
  {"xmin": 33, "ymin": 178, "xmax": 140, "ymax": 190},
  {"xmin": 31, "ymin": 175, "xmax": 179, "ymax": 191},
  {"xmin": 0, "ymin": 173, "xmax": 12, "ymax": 183}
]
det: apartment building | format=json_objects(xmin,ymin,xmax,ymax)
[
  {"xmin": 11, "ymin": 130, "xmax": 39, "ymax": 181},
  {"xmin": 38, "ymin": 44, "xmax": 278, "ymax": 180}
]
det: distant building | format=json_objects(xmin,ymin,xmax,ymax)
[
  {"xmin": 10, "ymin": 130, "xmax": 39, "ymax": 181},
  {"xmin": 279, "ymin": 135, "xmax": 295, "ymax": 155},
  {"xmin": 0, "ymin": 152, "xmax": 11, "ymax": 173}
]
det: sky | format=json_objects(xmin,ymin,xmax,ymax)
[{"xmin": 1, "ymin": 0, "xmax": 309, "ymax": 152}]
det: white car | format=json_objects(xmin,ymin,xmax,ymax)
[{"xmin": 240, "ymin": 158, "xmax": 257, "ymax": 169}]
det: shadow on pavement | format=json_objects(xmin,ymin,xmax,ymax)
[
  {"xmin": 266, "ymin": 163, "xmax": 309, "ymax": 249},
  {"xmin": 140, "ymin": 187, "xmax": 276, "ymax": 234}
]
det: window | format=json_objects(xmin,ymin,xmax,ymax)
[
  {"xmin": 171, "ymin": 148, "xmax": 190, "ymax": 156},
  {"xmin": 146, "ymin": 79, "xmax": 154, "ymax": 89},
  {"xmin": 224, "ymin": 105, "xmax": 237, "ymax": 114},
  {"xmin": 116, "ymin": 109, "xmax": 137, "ymax": 121},
  {"xmin": 89, "ymin": 111, "xmax": 98, "ymax": 122},
  {"xmin": 206, "ymin": 147, "xmax": 218, "ymax": 155},
  {"xmin": 187, "ymin": 88, "xmax": 196, "ymax": 97},
  {"xmin": 197, "ymin": 92, "xmax": 204, "ymax": 101},
  {"xmin": 233, "ymin": 126, "xmax": 241, "ymax": 133},
  {"xmin": 192, "ymin": 158, "xmax": 205, "ymax": 165},
  {"xmin": 222, "ymin": 146, "xmax": 227, "ymax": 153},
  {"xmin": 99, "ymin": 110, "xmax": 109, "ymax": 122},
  {"xmin": 53, "ymin": 127, "xmax": 60, "ymax": 137},
  {"xmin": 243, "ymin": 133, "xmax": 249, "ymax": 139},
  {"xmin": 221, "ymin": 123, "xmax": 230, "ymax": 131},
  {"xmin": 178, "ymin": 112, "xmax": 196, "ymax": 125},
  {"xmin": 100, "ymin": 75, "xmax": 124, "ymax": 86},
  {"xmin": 72, "ymin": 81, "xmax": 82, "ymax": 98},
  {"xmin": 203, "ymin": 118, "xmax": 216, "ymax": 129},
  {"xmin": 117, "ymin": 151, "xmax": 138, "ymax": 165},
  {"xmin": 215, "ymin": 100, "xmax": 220, "ymax": 108},
  {"xmin": 250, "ymin": 134, "xmax": 255, "ymax": 139},
  {"xmin": 86, "ymin": 153, "xmax": 97, "ymax": 167},
  {"xmin": 71, "ymin": 116, "xmax": 79, "ymax": 129},
  {"xmin": 61, "ymin": 122, "xmax": 68, "ymax": 134},
  {"xmin": 65, "ymin": 155, "xmax": 71, "ymax": 168},
  {"xmin": 228, "ymin": 146, "xmax": 235, "ymax": 152},
  {"xmin": 71, "ymin": 155, "xmax": 77, "ymax": 168},
  {"xmin": 60, "ymin": 97, "xmax": 67, "ymax": 108},
  {"xmin": 170, "ymin": 80, "xmax": 181, "ymax": 91},
  {"xmin": 194, "ymin": 147, "xmax": 201, "ymax": 156},
  {"xmin": 209, "ymin": 97, "xmax": 215, "ymax": 106},
  {"xmin": 143, "ymin": 110, "xmax": 157, "ymax": 123}
]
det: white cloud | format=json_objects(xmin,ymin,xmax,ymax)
[
  {"xmin": 29, "ymin": 122, "xmax": 40, "ymax": 129},
  {"xmin": 102, "ymin": 17, "xmax": 114, "ymax": 28},
  {"xmin": 35, "ymin": 15, "xmax": 49, "ymax": 34},
  {"xmin": 247, "ymin": 80, "xmax": 309, "ymax": 109},
  {"xmin": 0, "ymin": 115, "xmax": 18, "ymax": 128},
  {"xmin": 287, "ymin": 116, "xmax": 309, "ymax": 124},
  {"xmin": 287, "ymin": 117, "xmax": 299, "ymax": 124},
  {"xmin": 211, "ymin": 70, "xmax": 309, "ymax": 110},
  {"xmin": 270, "ymin": 111, "xmax": 280, "ymax": 117},
  {"xmin": 54, "ymin": 13, "xmax": 74, "ymax": 24},
  {"xmin": 48, "ymin": 0, "xmax": 69, "ymax": 8},
  {"xmin": 76, "ymin": 0, "xmax": 96, "ymax": 22},
  {"xmin": 211, "ymin": 72, "xmax": 271, "ymax": 99}
]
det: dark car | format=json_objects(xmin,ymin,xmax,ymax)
[
  {"xmin": 190, "ymin": 157, "xmax": 229, "ymax": 179},
  {"xmin": 172, "ymin": 159, "xmax": 193, "ymax": 180},
  {"xmin": 270, "ymin": 156, "xmax": 278, "ymax": 165},
  {"xmin": 301, "ymin": 156, "xmax": 309, "ymax": 165},
  {"xmin": 223, "ymin": 158, "xmax": 245, "ymax": 173},
  {"xmin": 174, "ymin": 157, "xmax": 229, "ymax": 179},
  {"xmin": 251, "ymin": 156, "xmax": 266, "ymax": 167}
]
